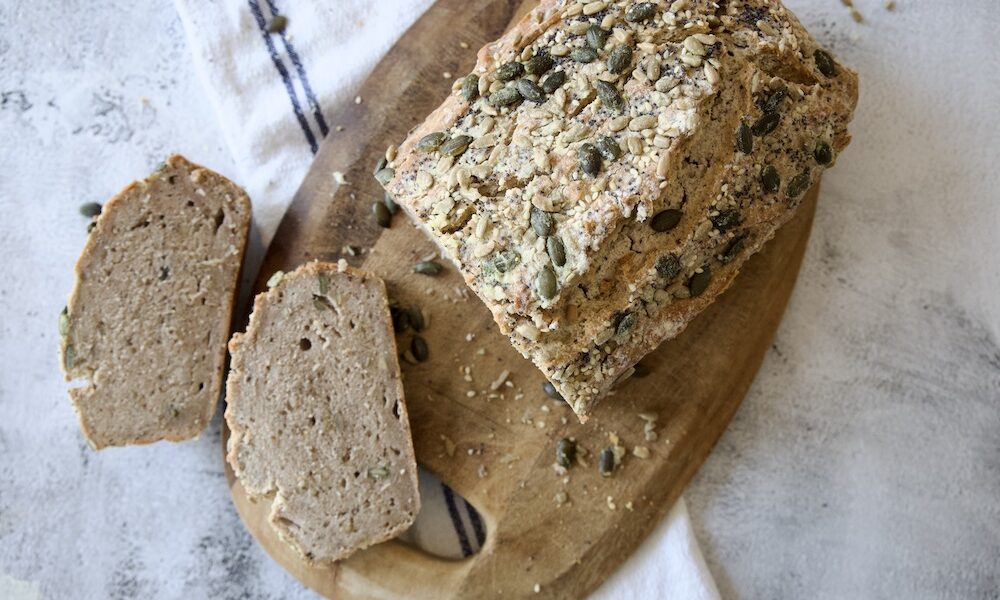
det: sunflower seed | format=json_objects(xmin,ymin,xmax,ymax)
[
  {"xmin": 541, "ymin": 71, "xmax": 567, "ymax": 94},
  {"xmin": 517, "ymin": 79, "xmax": 546, "ymax": 103},
  {"xmin": 607, "ymin": 45, "xmax": 633, "ymax": 74},
  {"xmin": 650, "ymin": 209, "xmax": 682, "ymax": 232},
  {"xmin": 416, "ymin": 131, "xmax": 448, "ymax": 152},
  {"xmin": 413, "ymin": 260, "xmax": 443, "ymax": 275}
]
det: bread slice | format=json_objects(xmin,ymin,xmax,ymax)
[
  {"xmin": 380, "ymin": 0, "xmax": 857, "ymax": 418},
  {"xmin": 60, "ymin": 155, "xmax": 251, "ymax": 448},
  {"xmin": 224, "ymin": 261, "xmax": 420, "ymax": 564}
]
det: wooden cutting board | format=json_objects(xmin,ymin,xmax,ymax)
[{"xmin": 224, "ymin": 0, "xmax": 818, "ymax": 597}]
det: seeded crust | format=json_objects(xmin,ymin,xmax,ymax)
[
  {"xmin": 60, "ymin": 155, "xmax": 251, "ymax": 448},
  {"xmin": 224, "ymin": 262, "xmax": 420, "ymax": 564},
  {"xmin": 382, "ymin": 0, "xmax": 858, "ymax": 418}
]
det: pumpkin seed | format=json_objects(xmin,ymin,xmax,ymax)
[
  {"xmin": 595, "ymin": 136, "xmax": 622, "ymax": 161},
  {"xmin": 760, "ymin": 164, "xmax": 780, "ymax": 193},
  {"xmin": 633, "ymin": 361, "xmax": 651, "ymax": 378},
  {"xmin": 537, "ymin": 266, "xmax": 557, "ymax": 300},
  {"xmin": 762, "ymin": 88, "xmax": 787, "ymax": 113},
  {"xmin": 711, "ymin": 209, "xmax": 741, "ymax": 232},
  {"xmin": 541, "ymin": 71, "xmax": 566, "ymax": 94},
  {"xmin": 615, "ymin": 312, "xmax": 636, "ymax": 337},
  {"xmin": 599, "ymin": 447, "xmax": 616, "ymax": 476},
  {"xmin": 655, "ymin": 253, "xmax": 680, "ymax": 279},
  {"xmin": 720, "ymin": 234, "xmax": 747, "ymax": 263},
  {"xmin": 440, "ymin": 135, "xmax": 473, "ymax": 157},
  {"xmin": 814, "ymin": 141, "xmax": 833, "ymax": 165},
  {"xmin": 58, "ymin": 307, "xmax": 69, "ymax": 336},
  {"xmin": 814, "ymin": 49, "xmax": 836, "ymax": 77},
  {"xmin": 625, "ymin": 2, "xmax": 656, "ymax": 22},
  {"xmin": 266, "ymin": 270, "xmax": 285, "ymax": 289},
  {"xmin": 266, "ymin": 15, "xmax": 288, "ymax": 33},
  {"xmin": 587, "ymin": 24, "xmax": 610, "ymax": 50},
  {"xmin": 689, "ymin": 266, "xmax": 712, "ymax": 297},
  {"xmin": 390, "ymin": 306, "xmax": 411, "ymax": 332},
  {"xmin": 486, "ymin": 249, "xmax": 520, "ymax": 274},
  {"xmin": 751, "ymin": 111, "xmax": 781, "ymax": 136},
  {"xmin": 735, "ymin": 122, "xmax": 753, "ymax": 154},
  {"xmin": 373, "ymin": 155, "xmax": 387, "ymax": 174},
  {"xmin": 374, "ymin": 167, "xmax": 395, "ymax": 185},
  {"xmin": 543, "ymin": 381, "xmax": 564, "ymax": 401},
  {"xmin": 462, "ymin": 74, "xmax": 480, "ymax": 101},
  {"xmin": 650, "ymin": 209, "xmax": 682, "ymax": 232},
  {"xmin": 787, "ymin": 170, "xmax": 811, "ymax": 198},
  {"xmin": 383, "ymin": 192, "xmax": 399, "ymax": 214},
  {"xmin": 496, "ymin": 61, "xmax": 524, "ymax": 81},
  {"xmin": 86, "ymin": 221, "xmax": 97, "ymax": 233},
  {"xmin": 524, "ymin": 53, "xmax": 554, "ymax": 75},
  {"xmin": 530, "ymin": 206, "xmax": 555, "ymax": 237},
  {"xmin": 516, "ymin": 78, "xmax": 546, "ymax": 103},
  {"xmin": 413, "ymin": 260, "xmax": 443, "ymax": 275},
  {"xmin": 411, "ymin": 335, "xmax": 429, "ymax": 362},
  {"xmin": 579, "ymin": 143, "xmax": 602, "ymax": 176},
  {"xmin": 317, "ymin": 273, "xmax": 329, "ymax": 295},
  {"xmin": 64, "ymin": 344, "xmax": 75, "ymax": 370},
  {"xmin": 595, "ymin": 80, "xmax": 625, "ymax": 112},
  {"xmin": 489, "ymin": 86, "xmax": 522, "ymax": 106},
  {"xmin": 313, "ymin": 295, "xmax": 335, "ymax": 312},
  {"xmin": 547, "ymin": 236, "xmax": 566, "ymax": 267},
  {"xmin": 408, "ymin": 306, "xmax": 425, "ymax": 332},
  {"xmin": 571, "ymin": 47, "xmax": 598, "ymax": 63},
  {"xmin": 416, "ymin": 131, "xmax": 448, "ymax": 153},
  {"xmin": 79, "ymin": 202, "xmax": 102, "ymax": 218},
  {"xmin": 368, "ymin": 466, "xmax": 390, "ymax": 480},
  {"xmin": 607, "ymin": 45, "xmax": 633, "ymax": 74},
  {"xmin": 556, "ymin": 438, "xmax": 577, "ymax": 468},
  {"xmin": 373, "ymin": 201, "xmax": 391, "ymax": 228}
]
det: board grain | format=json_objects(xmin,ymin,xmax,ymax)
[{"xmin": 224, "ymin": 0, "xmax": 819, "ymax": 597}]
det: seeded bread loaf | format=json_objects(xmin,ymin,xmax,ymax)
[
  {"xmin": 60, "ymin": 155, "xmax": 251, "ymax": 448},
  {"xmin": 379, "ymin": 0, "xmax": 858, "ymax": 418},
  {"xmin": 224, "ymin": 262, "xmax": 420, "ymax": 564}
]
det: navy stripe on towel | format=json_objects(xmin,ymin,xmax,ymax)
[
  {"xmin": 264, "ymin": 0, "xmax": 330, "ymax": 137},
  {"xmin": 442, "ymin": 484, "xmax": 473, "ymax": 557},
  {"xmin": 247, "ymin": 0, "xmax": 319, "ymax": 153},
  {"xmin": 464, "ymin": 499, "xmax": 486, "ymax": 547}
]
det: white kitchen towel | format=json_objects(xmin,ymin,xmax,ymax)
[{"xmin": 173, "ymin": 1, "xmax": 719, "ymax": 597}]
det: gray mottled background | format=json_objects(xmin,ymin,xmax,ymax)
[{"xmin": 1, "ymin": 1, "xmax": 998, "ymax": 599}]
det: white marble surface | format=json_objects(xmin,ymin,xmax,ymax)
[{"xmin": 1, "ymin": 1, "xmax": 998, "ymax": 598}]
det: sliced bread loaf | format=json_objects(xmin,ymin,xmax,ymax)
[
  {"xmin": 224, "ymin": 261, "xmax": 420, "ymax": 563},
  {"xmin": 60, "ymin": 155, "xmax": 251, "ymax": 448}
]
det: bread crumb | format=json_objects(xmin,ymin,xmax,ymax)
[
  {"xmin": 554, "ymin": 491, "xmax": 568, "ymax": 506},
  {"xmin": 883, "ymin": 0, "xmax": 896, "ymax": 9},
  {"xmin": 477, "ymin": 464, "xmax": 488, "ymax": 478},
  {"xmin": 440, "ymin": 435, "xmax": 456, "ymax": 457},
  {"xmin": 850, "ymin": 7, "xmax": 864, "ymax": 22},
  {"xmin": 337, "ymin": 259, "xmax": 348, "ymax": 272},
  {"xmin": 332, "ymin": 171, "xmax": 347, "ymax": 185},
  {"xmin": 633, "ymin": 446, "xmax": 651, "ymax": 459},
  {"xmin": 606, "ymin": 496, "xmax": 617, "ymax": 511},
  {"xmin": 354, "ymin": 95, "xmax": 362, "ymax": 104},
  {"xmin": 533, "ymin": 583, "xmax": 541, "ymax": 594},
  {"xmin": 625, "ymin": 501, "xmax": 635, "ymax": 511}
]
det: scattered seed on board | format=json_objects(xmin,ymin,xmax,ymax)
[
  {"xmin": 541, "ymin": 71, "xmax": 566, "ymax": 94},
  {"xmin": 650, "ymin": 209, "xmax": 682, "ymax": 232},
  {"xmin": 556, "ymin": 438, "xmax": 576, "ymax": 469},
  {"xmin": 496, "ymin": 61, "xmax": 524, "ymax": 81},
  {"xmin": 373, "ymin": 201, "xmax": 391, "ymax": 228},
  {"xmin": 413, "ymin": 260, "xmax": 443, "ymax": 275},
  {"xmin": 86, "ymin": 221, "xmax": 97, "ymax": 233},
  {"xmin": 266, "ymin": 15, "xmax": 288, "ymax": 33},
  {"xmin": 524, "ymin": 53, "xmax": 554, "ymax": 75},
  {"xmin": 735, "ymin": 122, "xmax": 753, "ymax": 154},
  {"xmin": 374, "ymin": 167, "xmax": 395, "ymax": 185},
  {"xmin": 751, "ymin": 111, "xmax": 781, "ymax": 136},
  {"xmin": 79, "ymin": 202, "xmax": 102, "ymax": 218},
  {"xmin": 594, "ymin": 80, "xmax": 625, "ymax": 112},
  {"xmin": 578, "ymin": 143, "xmax": 602, "ymax": 176},
  {"xmin": 655, "ymin": 253, "xmax": 680, "ymax": 279},
  {"xmin": 391, "ymin": 306, "xmax": 411, "ymax": 333},
  {"xmin": 530, "ymin": 206, "xmax": 555, "ymax": 237},
  {"xmin": 537, "ymin": 266, "xmax": 557, "ymax": 300},
  {"xmin": 266, "ymin": 270, "xmax": 285, "ymax": 289},
  {"xmin": 411, "ymin": 335, "xmax": 429, "ymax": 362},
  {"xmin": 689, "ymin": 267, "xmax": 712, "ymax": 297},
  {"xmin": 814, "ymin": 49, "xmax": 837, "ymax": 77},
  {"xmin": 814, "ymin": 141, "xmax": 833, "ymax": 165},
  {"xmin": 571, "ymin": 47, "xmax": 598, "ymax": 63},
  {"xmin": 543, "ymin": 381, "xmax": 565, "ymax": 401},
  {"xmin": 711, "ymin": 209, "xmax": 741, "ymax": 232},
  {"xmin": 416, "ymin": 131, "xmax": 448, "ymax": 153},
  {"xmin": 599, "ymin": 448, "xmax": 616, "ymax": 476},
  {"xmin": 462, "ymin": 74, "xmax": 480, "ymax": 101},
  {"xmin": 383, "ymin": 193, "xmax": 399, "ymax": 214},
  {"xmin": 489, "ymin": 86, "xmax": 522, "ymax": 107},
  {"xmin": 587, "ymin": 24, "xmax": 610, "ymax": 50},
  {"xmin": 517, "ymin": 79, "xmax": 546, "ymax": 103},
  {"xmin": 607, "ymin": 45, "xmax": 633, "ymax": 74},
  {"xmin": 787, "ymin": 170, "xmax": 811, "ymax": 198},
  {"xmin": 407, "ymin": 306, "xmax": 425, "ymax": 332},
  {"xmin": 760, "ymin": 165, "xmax": 781, "ymax": 193},
  {"xmin": 547, "ymin": 236, "xmax": 566, "ymax": 267}
]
